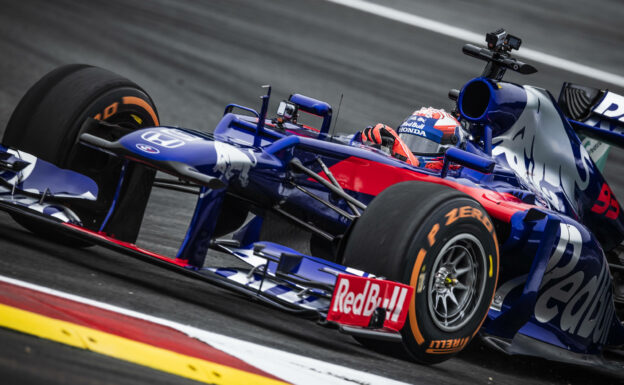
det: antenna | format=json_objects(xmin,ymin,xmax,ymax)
[
  {"xmin": 330, "ymin": 93, "xmax": 343, "ymax": 141},
  {"xmin": 254, "ymin": 85, "xmax": 271, "ymax": 147}
]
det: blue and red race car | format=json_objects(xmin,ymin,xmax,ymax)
[{"xmin": 1, "ymin": 29, "xmax": 623, "ymax": 367}]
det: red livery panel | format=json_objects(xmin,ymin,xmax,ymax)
[{"xmin": 327, "ymin": 274, "xmax": 413, "ymax": 331}]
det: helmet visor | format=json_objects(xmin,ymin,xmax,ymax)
[{"xmin": 399, "ymin": 133, "xmax": 446, "ymax": 155}]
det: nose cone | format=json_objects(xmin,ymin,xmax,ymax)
[
  {"xmin": 121, "ymin": 127, "xmax": 219, "ymax": 169},
  {"xmin": 119, "ymin": 126, "xmax": 257, "ymax": 186}
]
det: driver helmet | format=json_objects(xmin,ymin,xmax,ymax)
[{"xmin": 397, "ymin": 107, "xmax": 464, "ymax": 155}]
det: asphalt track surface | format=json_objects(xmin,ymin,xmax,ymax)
[{"xmin": 0, "ymin": 1, "xmax": 623, "ymax": 384}]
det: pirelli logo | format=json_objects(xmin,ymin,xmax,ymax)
[{"xmin": 425, "ymin": 337, "xmax": 470, "ymax": 354}]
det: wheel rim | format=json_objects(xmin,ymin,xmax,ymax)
[{"xmin": 427, "ymin": 233, "xmax": 487, "ymax": 332}]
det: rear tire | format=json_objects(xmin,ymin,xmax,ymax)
[
  {"xmin": 342, "ymin": 181, "xmax": 499, "ymax": 364},
  {"xmin": 3, "ymin": 65, "xmax": 160, "ymax": 244}
]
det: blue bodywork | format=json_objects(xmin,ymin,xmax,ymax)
[{"xmin": 2, "ymin": 71, "xmax": 624, "ymax": 366}]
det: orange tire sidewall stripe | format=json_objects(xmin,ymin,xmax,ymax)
[
  {"xmin": 122, "ymin": 96, "xmax": 159, "ymax": 126},
  {"xmin": 406, "ymin": 206, "xmax": 499, "ymax": 345},
  {"xmin": 408, "ymin": 248, "xmax": 428, "ymax": 345},
  {"xmin": 473, "ymin": 223, "xmax": 499, "ymax": 338}
]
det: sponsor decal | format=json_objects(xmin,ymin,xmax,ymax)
[
  {"xmin": 398, "ymin": 126, "xmax": 426, "ymax": 136},
  {"xmin": 136, "ymin": 143, "xmax": 160, "ymax": 154},
  {"xmin": 426, "ymin": 337, "xmax": 469, "ymax": 354},
  {"xmin": 581, "ymin": 132, "xmax": 610, "ymax": 172},
  {"xmin": 93, "ymin": 101, "xmax": 118, "ymax": 121},
  {"xmin": 534, "ymin": 223, "xmax": 613, "ymax": 344},
  {"xmin": 327, "ymin": 275, "xmax": 413, "ymax": 331},
  {"xmin": 591, "ymin": 182, "xmax": 620, "ymax": 219},
  {"xmin": 427, "ymin": 224, "xmax": 439, "ymax": 247},
  {"xmin": 141, "ymin": 130, "xmax": 186, "ymax": 149},
  {"xmin": 444, "ymin": 205, "xmax": 493, "ymax": 232},
  {"xmin": 593, "ymin": 91, "xmax": 624, "ymax": 123},
  {"xmin": 93, "ymin": 98, "xmax": 159, "ymax": 126}
]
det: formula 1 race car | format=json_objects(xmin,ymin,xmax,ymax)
[{"xmin": 1, "ymin": 29, "xmax": 624, "ymax": 367}]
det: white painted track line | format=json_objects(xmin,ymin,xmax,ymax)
[
  {"xmin": 325, "ymin": 0, "xmax": 624, "ymax": 88},
  {"xmin": 0, "ymin": 275, "xmax": 410, "ymax": 385}
]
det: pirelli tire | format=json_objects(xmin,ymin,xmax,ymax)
[
  {"xmin": 342, "ymin": 181, "xmax": 499, "ymax": 364},
  {"xmin": 3, "ymin": 64, "xmax": 160, "ymax": 244}
]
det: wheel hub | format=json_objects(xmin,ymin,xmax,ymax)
[
  {"xmin": 427, "ymin": 234, "xmax": 487, "ymax": 332},
  {"xmin": 433, "ymin": 266, "xmax": 458, "ymax": 291}
]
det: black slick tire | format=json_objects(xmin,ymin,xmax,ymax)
[
  {"xmin": 3, "ymin": 65, "xmax": 160, "ymax": 244},
  {"xmin": 342, "ymin": 181, "xmax": 499, "ymax": 364}
]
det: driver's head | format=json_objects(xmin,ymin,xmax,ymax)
[{"xmin": 397, "ymin": 107, "xmax": 464, "ymax": 156}]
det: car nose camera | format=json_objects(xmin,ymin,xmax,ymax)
[
  {"xmin": 485, "ymin": 29, "xmax": 522, "ymax": 52},
  {"xmin": 276, "ymin": 100, "xmax": 298, "ymax": 125}
]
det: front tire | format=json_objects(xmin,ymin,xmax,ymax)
[
  {"xmin": 342, "ymin": 181, "xmax": 499, "ymax": 364},
  {"xmin": 3, "ymin": 65, "xmax": 160, "ymax": 244}
]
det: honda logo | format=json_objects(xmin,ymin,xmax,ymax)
[{"xmin": 141, "ymin": 131, "xmax": 185, "ymax": 149}]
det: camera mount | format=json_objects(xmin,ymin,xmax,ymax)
[{"xmin": 463, "ymin": 29, "xmax": 537, "ymax": 80}]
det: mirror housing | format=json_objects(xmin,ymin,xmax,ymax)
[{"xmin": 441, "ymin": 147, "xmax": 495, "ymax": 177}]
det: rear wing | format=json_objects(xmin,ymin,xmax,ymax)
[{"xmin": 559, "ymin": 83, "xmax": 624, "ymax": 170}]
